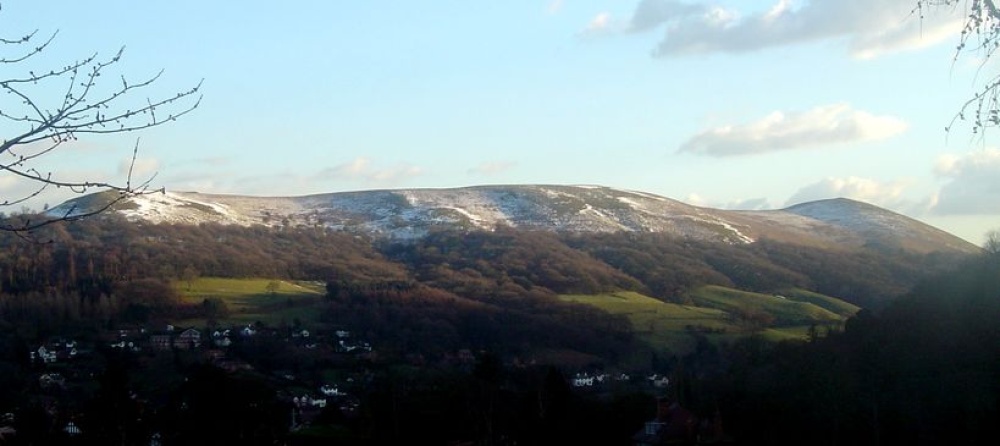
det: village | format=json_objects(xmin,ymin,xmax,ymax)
[
  {"xmin": 12, "ymin": 321, "xmax": 377, "ymax": 441},
  {"xmin": 6, "ymin": 319, "xmax": 678, "ymax": 444}
]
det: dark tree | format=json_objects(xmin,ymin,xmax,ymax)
[{"xmin": 983, "ymin": 228, "xmax": 1000, "ymax": 257}]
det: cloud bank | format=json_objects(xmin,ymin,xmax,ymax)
[
  {"xmin": 621, "ymin": 0, "xmax": 962, "ymax": 58},
  {"xmin": 932, "ymin": 148, "xmax": 1000, "ymax": 215},
  {"xmin": 785, "ymin": 176, "xmax": 910, "ymax": 208},
  {"xmin": 118, "ymin": 157, "xmax": 161, "ymax": 180},
  {"xmin": 679, "ymin": 103, "xmax": 907, "ymax": 156},
  {"xmin": 683, "ymin": 194, "xmax": 773, "ymax": 210},
  {"xmin": 321, "ymin": 157, "xmax": 424, "ymax": 184},
  {"xmin": 467, "ymin": 161, "xmax": 518, "ymax": 176}
]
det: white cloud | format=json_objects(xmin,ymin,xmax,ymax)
[
  {"xmin": 467, "ymin": 161, "xmax": 518, "ymax": 176},
  {"xmin": 931, "ymin": 148, "xmax": 1000, "ymax": 215},
  {"xmin": 684, "ymin": 192, "xmax": 708, "ymax": 206},
  {"xmin": 318, "ymin": 157, "xmax": 424, "ymax": 184},
  {"xmin": 0, "ymin": 167, "xmax": 112, "ymax": 211},
  {"xmin": 682, "ymin": 194, "xmax": 772, "ymax": 210},
  {"xmin": 784, "ymin": 176, "xmax": 912, "ymax": 209},
  {"xmin": 678, "ymin": 103, "xmax": 908, "ymax": 156},
  {"xmin": 368, "ymin": 165, "xmax": 423, "ymax": 182},
  {"xmin": 629, "ymin": 0, "xmax": 705, "ymax": 32},
  {"xmin": 118, "ymin": 157, "xmax": 160, "ymax": 180},
  {"xmin": 726, "ymin": 197, "xmax": 772, "ymax": 210},
  {"xmin": 623, "ymin": 0, "xmax": 963, "ymax": 58},
  {"xmin": 547, "ymin": 0, "xmax": 564, "ymax": 14},
  {"xmin": 330, "ymin": 157, "xmax": 371, "ymax": 177},
  {"xmin": 583, "ymin": 12, "xmax": 614, "ymax": 34}
]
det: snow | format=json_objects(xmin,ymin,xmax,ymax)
[{"xmin": 43, "ymin": 185, "xmax": 954, "ymax": 249}]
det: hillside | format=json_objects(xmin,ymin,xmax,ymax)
[{"xmin": 48, "ymin": 185, "xmax": 979, "ymax": 255}]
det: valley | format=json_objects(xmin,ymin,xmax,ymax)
[{"xmin": 0, "ymin": 186, "xmax": 989, "ymax": 445}]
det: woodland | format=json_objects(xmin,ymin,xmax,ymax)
[{"xmin": 0, "ymin": 215, "xmax": 993, "ymax": 445}]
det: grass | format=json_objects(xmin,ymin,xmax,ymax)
[
  {"xmin": 775, "ymin": 288, "xmax": 861, "ymax": 318},
  {"xmin": 561, "ymin": 287, "xmax": 853, "ymax": 355},
  {"xmin": 685, "ymin": 286, "xmax": 844, "ymax": 326},
  {"xmin": 560, "ymin": 291, "xmax": 741, "ymax": 354},
  {"xmin": 174, "ymin": 277, "xmax": 326, "ymax": 326}
]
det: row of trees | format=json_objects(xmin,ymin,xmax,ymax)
[
  {"xmin": 664, "ymin": 248, "xmax": 1000, "ymax": 445},
  {"xmin": 0, "ymin": 215, "xmax": 969, "ymax": 315}
]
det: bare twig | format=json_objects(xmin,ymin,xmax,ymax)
[
  {"xmin": 0, "ymin": 4, "xmax": 200, "ymax": 233},
  {"xmin": 919, "ymin": 1, "xmax": 1000, "ymax": 137}
]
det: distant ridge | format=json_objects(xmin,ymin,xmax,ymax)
[{"xmin": 48, "ymin": 185, "xmax": 979, "ymax": 254}]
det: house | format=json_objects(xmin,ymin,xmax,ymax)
[
  {"xmin": 320, "ymin": 385, "xmax": 344, "ymax": 397},
  {"xmin": 211, "ymin": 330, "xmax": 233, "ymax": 347},
  {"xmin": 34, "ymin": 346, "xmax": 57, "ymax": 364},
  {"xmin": 647, "ymin": 374, "xmax": 670, "ymax": 388},
  {"xmin": 38, "ymin": 373, "xmax": 66, "ymax": 390},
  {"xmin": 0, "ymin": 426, "xmax": 15, "ymax": 442},
  {"xmin": 109, "ymin": 340, "xmax": 141, "ymax": 352},
  {"xmin": 292, "ymin": 395, "xmax": 327, "ymax": 408},
  {"xmin": 149, "ymin": 334, "xmax": 173, "ymax": 350},
  {"xmin": 632, "ymin": 397, "xmax": 697, "ymax": 446},
  {"xmin": 149, "ymin": 327, "xmax": 202, "ymax": 350},
  {"xmin": 572, "ymin": 373, "xmax": 595, "ymax": 387},
  {"xmin": 240, "ymin": 325, "xmax": 257, "ymax": 337},
  {"xmin": 632, "ymin": 397, "xmax": 733, "ymax": 445},
  {"xmin": 174, "ymin": 328, "xmax": 201, "ymax": 349},
  {"xmin": 63, "ymin": 422, "xmax": 82, "ymax": 436},
  {"xmin": 32, "ymin": 338, "xmax": 86, "ymax": 364},
  {"xmin": 337, "ymin": 339, "xmax": 372, "ymax": 353}
]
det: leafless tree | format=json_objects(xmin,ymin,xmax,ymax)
[
  {"xmin": 0, "ymin": 4, "xmax": 201, "ymax": 232},
  {"xmin": 918, "ymin": 1, "xmax": 1000, "ymax": 135},
  {"xmin": 984, "ymin": 228, "xmax": 1000, "ymax": 256}
]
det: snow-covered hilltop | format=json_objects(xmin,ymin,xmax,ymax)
[{"xmin": 47, "ymin": 185, "xmax": 978, "ymax": 254}]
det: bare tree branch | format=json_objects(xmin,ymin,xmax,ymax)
[
  {"xmin": 918, "ymin": 1, "xmax": 1000, "ymax": 136},
  {"xmin": 0, "ymin": 4, "xmax": 201, "ymax": 233}
]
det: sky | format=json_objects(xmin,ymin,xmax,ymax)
[{"xmin": 0, "ymin": 0, "xmax": 997, "ymax": 245}]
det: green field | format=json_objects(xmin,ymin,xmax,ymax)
[
  {"xmin": 171, "ymin": 279, "xmax": 855, "ymax": 354},
  {"xmin": 561, "ymin": 287, "xmax": 854, "ymax": 354},
  {"xmin": 686, "ymin": 285, "xmax": 846, "ymax": 326},
  {"xmin": 174, "ymin": 277, "xmax": 326, "ymax": 326},
  {"xmin": 774, "ymin": 288, "xmax": 861, "ymax": 318},
  {"xmin": 561, "ymin": 291, "xmax": 739, "ymax": 353}
]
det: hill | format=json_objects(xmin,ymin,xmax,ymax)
[{"xmin": 48, "ymin": 185, "xmax": 978, "ymax": 255}]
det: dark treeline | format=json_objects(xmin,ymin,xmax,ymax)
[
  {"xmin": 322, "ymin": 282, "xmax": 636, "ymax": 363},
  {"xmin": 0, "ymin": 215, "xmax": 964, "ymax": 306},
  {"xmin": 0, "ymin": 216, "xmax": 408, "ymax": 292},
  {"xmin": 0, "ymin": 216, "xmax": 407, "ymax": 338},
  {"xmin": 380, "ymin": 228, "xmax": 644, "ymax": 301},
  {"xmin": 564, "ymin": 232, "xmax": 963, "ymax": 308},
  {"xmin": 668, "ymin": 251, "xmax": 1000, "ymax": 445},
  {"xmin": 0, "ymin": 216, "xmax": 970, "ymax": 341}
]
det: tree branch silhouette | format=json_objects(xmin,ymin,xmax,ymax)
[{"xmin": 0, "ymin": 3, "xmax": 201, "ymax": 232}]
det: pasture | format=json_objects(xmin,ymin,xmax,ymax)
[
  {"xmin": 561, "ymin": 287, "xmax": 853, "ymax": 355},
  {"xmin": 174, "ymin": 277, "xmax": 326, "ymax": 326}
]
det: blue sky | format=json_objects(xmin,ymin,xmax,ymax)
[{"xmin": 1, "ymin": 0, "xmax": 997, "ymax": 244}]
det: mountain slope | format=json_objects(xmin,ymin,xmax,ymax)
[{"xmin": 47, "ymin": 185, "xmax": 979, "ymax": 254}]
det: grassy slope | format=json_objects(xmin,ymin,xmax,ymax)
[
  {"xmin": 562, "ymin": 287, "xmax": 854, "ymax": 355},
  {"xmin": 775, "ymin": 287, "xmax": 861, "ymax": 318},
  {"xmin": 171, "ymin": 279, "xmax": 855, "ymax": 357},
  {"xmin": 174, "ymin": 277, "xmax": 326, "ymax": 326},
  {"xmin": 686, "ymin": 285, "xmax": 844, "ymax": 326},
  {"xmin": 561, "ymin": 291, "xmax": 738, "ymax": 354}
]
